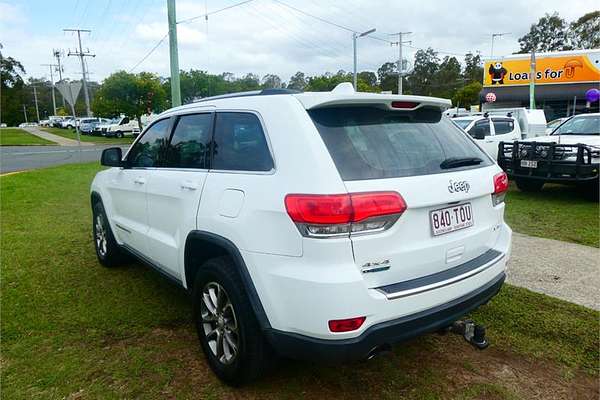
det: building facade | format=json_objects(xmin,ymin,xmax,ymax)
[{"xmin": 480, "ymin": 49, "xmax": 600, "ymax": 121}]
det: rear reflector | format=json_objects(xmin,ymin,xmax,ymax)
[
  {"xmin": 328, "ymin": 316, "xmax": 366, "ymax": 332},
  {"xmin": 391, "ymin": 101, "xmax": 419, "ymax": 109}
]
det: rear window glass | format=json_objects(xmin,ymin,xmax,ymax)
[
  {"xmin": 492, "ymin": 118, "xmax": 514, "ymax": 135},
  {"xmin": 453, "ymin": 119, "xmax": 472, "ymax": 129},
  {"xmin": 309, "ymin": 106, "xmax": 491, "ymax": 181}
]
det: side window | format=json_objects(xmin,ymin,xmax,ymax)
[
  {"xmin": 492, "ymin": 118, "xmax": 514, "ymax": 135},
  {"xmin": 468, "ymin": 120, "xmax": 491, "ymax": 139},
  {"xmin": 166, "ymin": 113, "xmax": 213, "ymax": 169},
  {"xmin": 212, "ymin": 112, "xmax": 274, "ymax": 172},
  {"xmin": 127, "ymin": 118, "xmax": 171, "ymax": 168}
]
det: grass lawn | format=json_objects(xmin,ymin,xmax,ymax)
[
  {"xmin": 0, "ymin": 128, "xmax": 56, "ymax": 146},
  {"xmin": 504, "ymin": 183, "xmax": 599, "ymax": 247},
  {"xmin": 41, "ymin": 127, "xmax": 134, "ymax": 145},
  {"xmin": 1, "ymin": 163, "xmax": 598, "ymax": 399}
]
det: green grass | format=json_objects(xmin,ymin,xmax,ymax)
[
  {"xmin": 0, "ymin": 128, "xmax": 56, "ymax": 146},
  {"xmin": 41, "ymin": 127, "xmax": 134, "ymax": 145},
  {"xmin": 504, "ymin": 183, "xmax": 599, "ymax": 247},
  {"xmin": 1, "ymin": 163, "xmax": 598, "ymax": 399}
]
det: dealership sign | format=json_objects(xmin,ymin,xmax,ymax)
[{"xmin": 484, "ymin": 52, "xmax": 600, "ymax": 87}]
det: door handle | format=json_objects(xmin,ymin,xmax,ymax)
[
  {"xmin": 180, "ymin": 181, "xmax": 198, "ymax": 190},
  {"xmin": 134, "ymin": 177, "xmax": 146, "ymax": 185},
  {"xmin": 485, "ymin": 140, "xmax": 493, "ymax": 143}
]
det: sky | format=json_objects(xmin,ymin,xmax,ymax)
[{"xmin": 1, "ymin": 0, "xmax": 598, "ymax": 84}]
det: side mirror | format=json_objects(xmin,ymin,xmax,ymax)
[
  {"xmin": 473, "ymin": 128, "xmax": 486, "ymax": 140},
  {"xmin": 101, "ymin": 147, "xmax": 123, "ymax": 167}
]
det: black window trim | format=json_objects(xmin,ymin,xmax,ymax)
[{"xmin": 208, "ymin": 110, "xmax": 276, "ymax": 175}]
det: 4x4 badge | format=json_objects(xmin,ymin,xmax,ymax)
[
  {"xmin": 448, "ymin": 179, "xmax": 470, "ymax": 194},
  {"xmin": 361, "ymin": 260, "xmax": 391, "ymax": 273}
]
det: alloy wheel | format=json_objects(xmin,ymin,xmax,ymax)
[{"xmin": 201, "ymin": 282, "xmax": 239, "ymax": 365}]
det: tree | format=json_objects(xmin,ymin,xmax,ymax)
[
  {"xmin": 452, "ymin": 82, "xmax": 483, "ymax": 109},
  {"xmin": 432, "ymin": 56, "xmax": 462, "ymax": 99},
  {"xmin": 287, "ymin": 71, "xmax": 307, "ymax": 91},
  {"xmin": 377, "ymin": 62, "xmax": 398, "ymax": 93},
  {"xmin": 92, "ymin": 71, "xmax": 166, "ymax": 128},
  {"xmin": 261, "ymin": 74, "xmax": 282, "ymax": 89},
  {"xmin": 518, "ymin": 13, "xmax": 571, "ymax": 53},
  {"xmin": 358, "ymin": 71, "xmax": 377, "ymax": 88},
  {"xmin": 407, "ymin": 48, "xmax": 440, "ymax": 96},
  {"xmin": 463, "ymin": 52, "xmax": 483, "ymax": 83},
  {"xmin": 1, "ymin": 50, "xmax": 26, "ymax": 126},
  {"xmin": 569, "ymin": 11, "xmax": 600, "ymax": 49}
]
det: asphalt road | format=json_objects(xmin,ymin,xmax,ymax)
[{"xmin": 0, "ymin": 145, "xmax": 130, "ymax": 173}]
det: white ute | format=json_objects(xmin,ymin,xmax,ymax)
[
  {"xmin": 453, "ymin": 113, "xmax": 521, "ymax": 159},
  {"xmin": 90, "ymin": 83, "xmax": 512, "ymax": 385}
]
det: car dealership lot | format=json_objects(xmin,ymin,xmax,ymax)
[{"xmin": 0, "ymin": 163, "xmax": 598, "ymax": 399}]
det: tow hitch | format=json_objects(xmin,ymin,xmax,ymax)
[{"xmin": 442, "ymin": 320, "xmax": 489, "ymax": 350}]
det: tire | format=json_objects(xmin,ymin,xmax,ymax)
[
  {"xmin": 92, "ymin": 201, "xmax": 128, "ymax": 267},
  {"xmin": 515, "ymin": 178, "xmax": 544, "ymax": 192},
  {"xmin": 115, "ymin": 131, "xmax": 124, "ymax": 139},
  {"xmin": 192, "ymin": 256, "xmax": 273, "ymax": 386}
]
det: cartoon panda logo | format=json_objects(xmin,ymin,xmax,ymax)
[{"xmin": 488, "ymin": 61, "xmax": 508, "ymax": 85}]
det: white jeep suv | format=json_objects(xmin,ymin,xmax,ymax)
[{"xmin": 91, "ymin": 84, "xmax": 512, "ymax": 385}]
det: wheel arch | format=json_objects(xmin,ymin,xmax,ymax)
[{"xmin": 184, "ymin": 230, "xmax": 271, "ymax": 330}]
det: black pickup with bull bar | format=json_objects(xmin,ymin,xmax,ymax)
[{"xmin": 497, "ymin": 141, "xmax": 599, "ymax": 190}]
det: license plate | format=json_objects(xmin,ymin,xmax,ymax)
[
  {"xmin": 520, "ymin": 160, "xmax": 538, "ymax": 168},
  {"xmin": 430, "ymin": 203, "xmax": 474, "ymax": 236}
]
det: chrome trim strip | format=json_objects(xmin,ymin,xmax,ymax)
[
  {"xmin": 114, "ymin": 223, "xmax": 132, "ymax": 233},
  {"xmin": 378, "ymin": 253, "xmax": 505, "ymax": 300}
]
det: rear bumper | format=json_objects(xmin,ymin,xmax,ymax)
[{"xmin": 265, "ymin": 272, "xmax": 505, "ymax": 362}]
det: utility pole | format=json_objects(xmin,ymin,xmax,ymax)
[
  {"xmin": 490, "ymin": 32, "xmax": 510, "ymax": 58},
  {"xmin": 41, "ymin": 63, "xmax": 58, "ymax": 115},
  {"xmin": 33, "ymin": 86, "xmax": 40, "ymax": 122},
  {"xmin": 53, "ymin": 49, "xmax": 66, "ymax": 108},
  {"xmin": 390, "ymin": 31, "xmax": 412, "ymax": 94},
  {"xmin": 529, "ymin": 50, "xmax": 536, "ymax": 110},
  {"xmin": 22, "ymin": 105, "xmax": 28, "ymax": 123},
  {"xmin": 352, "ymin": 28, "xmax": 376, "ymax": 90},
  {"xmin": 167, "ymin": 0, "xmax": 181, "ymax": 106},
  {"xmin": 64, "ymin": 28, "xmax": 95, "ymax": 116}
]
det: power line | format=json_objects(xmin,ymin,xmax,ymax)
[
  {"xmin": 177, "ymin": 0, "xmax": 256, "ymax": 24},
  {"xmin": 128, "ymin": 33, "xmax": 169, "ymax": 73}
]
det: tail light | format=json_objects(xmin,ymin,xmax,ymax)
[
  {"xmin": 492, "ymin": 172, "xmax": 509, "ymax": 206},
  {"xmin": 328, "ymin": 316, "xmax": 366, "ymax": 332},
  {"xmin": 285, "ymin": 191, "xmax": 406, "ymax": 238}
]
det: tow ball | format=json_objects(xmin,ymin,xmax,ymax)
[{"xmin": 441, "ymin": 319, "xmax": 489, "ymax": 350}]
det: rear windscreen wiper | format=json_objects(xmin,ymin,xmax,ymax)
[{"xmin": 440, "ymin": 157, "xmax": 483, "ymax": 169}]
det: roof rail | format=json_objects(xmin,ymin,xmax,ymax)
[{"xmin": 193, "ymin": 88, "xmax": 301, "ymax": 103}]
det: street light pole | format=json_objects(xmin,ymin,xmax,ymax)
[
  {"xmin": 41, "ymin": 63, "xmax": 58, "ymax": 115},
  {"xmin": 352, "ymin": 28, "xmax": 376, "ymax": 91}
]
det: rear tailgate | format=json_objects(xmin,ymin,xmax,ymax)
[
  {"xmin": 307, "ymin": 101, "xmax": 504, "ymax": 290},
  {"xmin": 345, "ymin": 167, "xmax": 501, "ymax": 289}
]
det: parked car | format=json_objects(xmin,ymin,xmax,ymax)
[
  {"xmin": 545, "ymin": 117, "xmax": 569, "ymax": 135},
  {"xmin": 481, "ymin": 107, "xmax": 547, "ymax": 139},
  {"xmin": 48, "ymin": 115, "xmax": 64, "ymax": 128},
  {"xmin": 498, "ymin": 113, "xmax": 599, "ymax": 196},
  {"xmin": 91, "ymin": 84, "xmax": 512, "ymax": 385},
  {"xmin": 79, "ymin": 118, "xmax": 103, "ymax": 135},
  {"xmin": 60, "ymin": 117, "xmax": 77, "ymax": 129},
  {"xmin": 97, "ymin": 116, "xmax": 140, "ymax": 138},
  {"xmin": 452, "ymin": 114, "xmax": 521, "ymax": 159}
]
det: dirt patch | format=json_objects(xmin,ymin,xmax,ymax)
[{"xmin": 92, "ymin": 327, "xmax": 598, "ymax": 399}]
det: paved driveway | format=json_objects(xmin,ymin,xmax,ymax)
[
  {"xmin": 0, "ymin": 145, "xmax": 130, "ymax": 173},
  {"xmin": 507, "ymin": 232, "xmax": 599, "ymax": 310}
]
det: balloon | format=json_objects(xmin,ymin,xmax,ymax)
[{"xmin": 585, "ymin": 88, "xmax": 600, "ymax": 103}]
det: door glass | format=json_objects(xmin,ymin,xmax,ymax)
[
  {"xmin": 468, "ymin": 120, "xmax": 491, "ymax": 139},
  {"xmin": 212, "ymin": 113, "xmax": 274, "ymax": 171},
  {"xmin": 127, "ymin": 118, "xmax": 171, "ymax": 167},
  {"xmin": 491, "ymin": 119, "xmax": 514, "ymax": 135},
  {"xmin": 166, "ymin": 114, "xmax": 213, "ymax": 169}
]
